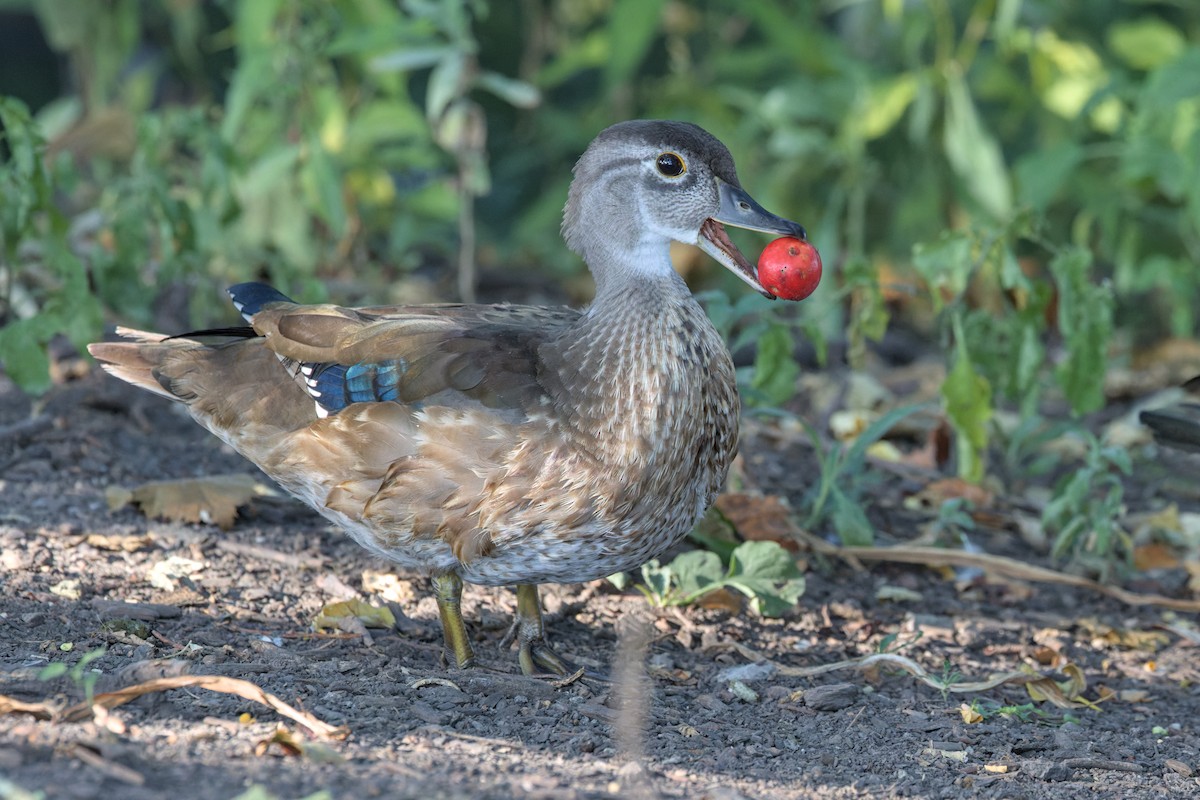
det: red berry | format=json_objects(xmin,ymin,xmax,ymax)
[{"xmin": 757, "ymin": 237, "xmax": 822, "ymax": 301}]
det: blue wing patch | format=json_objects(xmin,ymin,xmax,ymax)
[
  {"xmin": 301, "ymin": 360, "xmax": 406, "ymax": 414},
  {"xmin": 227, "ymin": 282, "xmax": 295, "ymax": 322}
]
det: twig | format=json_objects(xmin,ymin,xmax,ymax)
[
  {"xmin": 817, "ymin": 544, "xmax": 1200, "ymax": 613},
  {"xmin": 59, "ymin": 674, "xmax": 348, "ymax": 739},
  {"xmin": 214, "ymin": 540, "xmax": 325, "ymax": 569},
  {"xmin": 0, "ymin": 414, "xmax": 53, "ymax": 446}
]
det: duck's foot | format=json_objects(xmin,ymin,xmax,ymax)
[
  {"xmin": 509, "ymin": 583, "xmax": 572, "ymax": 676},
  {"xmin": 432, "ymin": 573, "xmax": 475, "ymax": 669}
]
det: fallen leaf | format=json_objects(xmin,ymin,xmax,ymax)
[
  {"xmin": 108, "ymin": 473, "xmax": 274, "ymax": 530},
  {"xmin": 254, "ymin": 726, "xmax": 345, "ymax": 763},
  {"xmin": 1117, "ymin": 689, "xmax": 1151, "ymax": 703},
  {"xmin": 960, "ymin": 703, "xmax": 983, "ymax": 723},
  {"xmin": 1133, "ymin": 542, "xmax": 1181, "ymax": 571},
  {"xmin": 0, "ymin": 694, "xmax": 54, "ymax": 720},
  {"xmin": 984, "ymin": 764, "xmax": 1010, "ymax": 774},
  {"xmin": 1079, "ymin": 617, "xmax": 1170, "ymax": 651},
  {"xmin": 1030, "ymin": 646, "xmax": 1064, "ymax": 667},
  {"xmin": 361, "ymin": 571, "xmax": 414, "ymax": 604},
  {"xmin": 696, "ymin": 587, "xmax": 743, "ymax": 614},
  {"xmin": 313, "ymin": 600, "xmax": 396, "ymax": 632},
  {"xmin": 922, "ymin": 747, "xmax": 968, "ymax": 762},
  {"xmin": 1024, "ymin": 663, "xmax": 1098, "ymax": 709},
  {"xmin": 148, "ymin": 556, "xmax": 204, "ymax": 592},
  {"xmin": 714, "ymin": 493, "xmax": 802, "ymax": 551},
  {"xmin": 909, "ymin": 477, "xmax": 995, "ymax": 509},
  {"xmin": 50, "ymin": 579, "xmax": 82, "ymax": 599},
  {"xmin": 85, "ymin": 533, "xmax": 155, "ymax": 552},
  {"xmin": 876, "ymin": 585, "xmax": 924, "ymax": 603}
]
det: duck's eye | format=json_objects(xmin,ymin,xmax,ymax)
[{"xmin": 656, "ymin": 152, "xmax": 686, "ymax": 177}]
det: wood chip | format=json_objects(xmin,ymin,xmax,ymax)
[
  {"xmin": 802, "ymin": 683, "xmax": 859, "ymax": 711},
  {"xmin": 92, "ymin": 600, "xmax": 182, "ymax": 620}
]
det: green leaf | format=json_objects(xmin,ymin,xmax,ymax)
[
  {"xmin": 750, "ymin": 322, "xmax": 800, "ymax": 406},
  {"xmin": 861, "ymin": 73, "xmax": 918, "ymax": 140},
  {"xmin": 37, "ymin": 662, "xmax": 68, "ymax": 681},
  {"xmin": 605, "ymin": 0, "xmax": 666, "ymax": 91},
  {"xmin": 0, "ymin": 319, "xmax": 52, "ymax": 395},
  {"xmin": 1050, "ymin": 248, "xmax": 1112, "ymax": 415},
  {"xmin": 1014, "ymin": 143, "xmax": 1084, "ymax": 210},
  {"xmin": 305, "ymin": 136, "xmax": 348, "ymax": 237},
  {"xmin": 912, "ymin": 232, "xmax": 972, "ymax": 312},
  {"xmin": 670, "ymin": 550, "xmax": 725, "ymax": 600},
  {"xmin": 475, "ymin": 71, "xmax": 541, "ymax": 109},
  {"xmin": 829, "ymin": 488, "xmax": 875, "ymax": 547},
  {"xmin": 426, "ymin": 52, "xmax": 466, "ymax": 121},
  {"xmin": 1108, "ymin": 18, "xmax": 1186, "ymax": 72},
  {"xmin": 942, "ymin": 314, "xmax": 993, "ymax": 483},
  {"xmin": 370, "ymin": 45, "xmax": 456, "ymax": 73},
  {"xmin": 639, "ymin": 560, "xmax": 673, "ymax": 606},
  {"xmin": 942, "ymin": 70, "xmax": 1012, "ymax": 220},
  {"xmin": 724, "ymin": 541, "xmax": 806, "ymax": 617}
]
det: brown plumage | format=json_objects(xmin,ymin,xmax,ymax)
[{"xmin": 89, "ymin": 120, "xmax": 809, "ymax": 673}]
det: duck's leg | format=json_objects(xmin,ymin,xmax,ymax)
[
  {"xmin": 514, "ymin": 583, "xmax": 570, "ymax": 676},
  {"xmin": 432, "ymin": 573, "xmax": 475, "ymax": 669}
]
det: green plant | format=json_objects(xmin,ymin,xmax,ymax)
[
  {"xmin": 1043, "ymin": 432, "xmax": 1131, "ymax": 579},
  {"xmin": 968, "ymin": 698, "xmax": 1065, "ymax": 726},
  {"xmin": 799, "ymin": 403, "xmax": 929, "ymax": 546},
  {"xmin": 37, "ymin": 646, "xmax": 107, "ymax": 704},
  {"xmin": 936, "ymin": 658, "xmax": 964, "ymax": 702},
  {"xmin": 635, "ymin": 540, "xmax": 805, "ymax": 617},
  {"xmin": 698, "ymin": 290, "xmax": 829, "ymax": 408}
]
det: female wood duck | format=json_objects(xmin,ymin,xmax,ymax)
[{"xmin": 89, "ymin": 120, "xmax": 809, "ymax": 675}]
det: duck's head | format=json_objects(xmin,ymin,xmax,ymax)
[{"xmin": 562, "ymin": 120, "xmax": 807, "ymax": 297}]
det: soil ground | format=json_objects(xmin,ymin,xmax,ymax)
[{"xmin": 3, "ymin": 363, "xmax": 1200, "ymax": 800}]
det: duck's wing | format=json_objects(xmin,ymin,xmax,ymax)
[{"xmin": 232, "ymin": 283, "xmax": 579, "ymax": 419}]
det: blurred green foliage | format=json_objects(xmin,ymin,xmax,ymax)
[{"xmin": 0, "ymin": 1, "xmax": 1197, "ymax": 564}]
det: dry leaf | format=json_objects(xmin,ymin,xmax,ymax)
[
  {"xmin": 313, "ymin": 600, "xmax": 396, "ymax": 632},
  {"xmin": 922, "ymin": 747, "xmax": 967, "ymax": 762},
  {"xmin": 984, "ymin": 764, "xmax": 1010, "ymax": 774},
  {"xmin": 0, "ymin": 694, "xmax": 54, "ymax": 720},
  {"xmin": 108, "ymin": 473, "xmax": 273, "ymax": 530},
  {"xmin": 960, "ymin": 703, "xmax": 983, "ymax": 723},
  {"xmin": 1024, "ymin": 663, "xmax": 1097, "ymax": 709},
  {"xmin": 253, "ymin": 725, "xmax": 342, "ymax": 761},
  {"xmin": 361, "ymin": 571, "xmax": 414, "ymax": 604},
  {"xmin": 1117, "ymin": 689, "xmax": 1151, "ymax": 703},
  {"xmin": 876, "ymin": 585, "xmax": 924, "ymax": 603},
  {"xmin": 696, "ymin": 587, "xmax": 743, "ymax": 614},
  {"xmin": 147, "ymin": 556, "xmax": 204, "ymax": 592},
  {"xmin": 1133, "ymin": 542, "xmax": 1181, "ymax": 571},
  {"xmin": 85, "ymin": 533, "xmax": 154, "ymax": 552},
  {"xmin": 1030, "ymin": 646, "xmax": 1064, "ymax": 667},
  {"xmin": 909, "ymin": 478, "xmax": 995, "ymax": 510},
  {"xmin": 1079, "ymin": 617, "xmax": 1170, "ymax": 651},
  {"xmin": 50, "ymin": 579, "xmax": 81, "ymax": 599},
  {"xmin": 714, "ymin": 493, "xmax": 802, "ymax": 551}
]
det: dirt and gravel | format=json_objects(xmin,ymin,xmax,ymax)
[{"xmin": 3, "ymin": 359, "xmax": 1200, "ymax": 799}]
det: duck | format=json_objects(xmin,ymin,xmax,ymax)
[{"xmin": 88, "ymin": 120, "xmax": 809, "ymax": 675}]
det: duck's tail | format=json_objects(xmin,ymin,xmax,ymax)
[{"xmin": 87, "ymin": 328, "xmax": 196, "ymax": 402}]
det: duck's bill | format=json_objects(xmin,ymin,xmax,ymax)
[{"xmin": 698, "ymin": 179, "xmax": 808, "ymax": 298}]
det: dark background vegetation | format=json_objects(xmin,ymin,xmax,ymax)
[{"xmin": 2, "ymin": 0, "xmax": 1199, "ymax": 573}]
